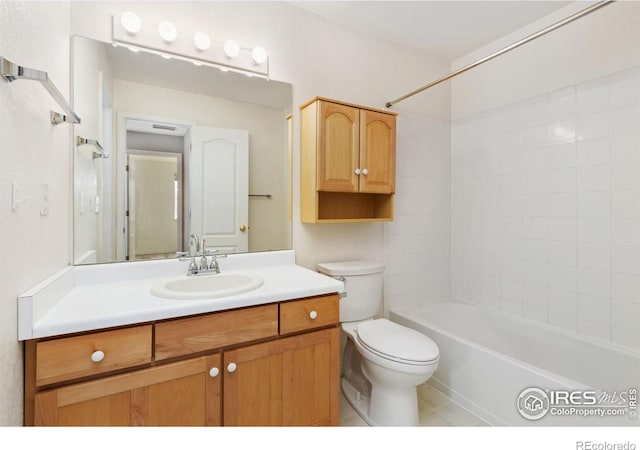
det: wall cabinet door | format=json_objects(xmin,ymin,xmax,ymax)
[
  {"xmin": 223, "ymin": 327, "xmax": 340, "ymax": 426},
  {"xmin": 34, "ymin": 355, "xmax": 221, "ymax": 426},
  {"xmin": 317, "ymin": 101, "xmax": 360, "ymax": 192},
  {"xmin": 359, "ymin": 109, "xmax": 396, "ymax": 194}
]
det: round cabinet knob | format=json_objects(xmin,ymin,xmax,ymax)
[
  {"xmin": 239, "ymin": 225, "xmax": 247, "ymax": 232},
  {"xmin": 91, "ymin": 350, "xmax": 105, "ymax": 363},
  {"xmin": 362, "ymin": 168, "xmax": 368, "ymax": 175},
  {"xmin": 354, "ymin": 168, "xmax": 361, "ymax": 175},
  {"xmin": 227, "ymin": 362, "xmax": 237, "ymax": 373},
  {"xmin": 209, "ymin": 367, "xmax": 220, "ymax": 378},
  {"xmin": 309, "ymin": 310, "xmax": 318, "ymax": 320}
]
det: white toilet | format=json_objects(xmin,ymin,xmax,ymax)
[{"xmin": 317, "ymin": 260, "xmax": 439, "ymax": 426}]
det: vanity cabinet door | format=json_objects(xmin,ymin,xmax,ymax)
[
  {"xmin": 33, "ymin": 355, "xmax": 221, "ymax": 426},
  {"xmin": 223, "ymin": 327, "xmax": 340, "ymax": 426}
]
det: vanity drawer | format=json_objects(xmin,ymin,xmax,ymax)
[
  {"xmin": 35, "ymin": 325, "xmax": 152, "ymax": 386},
  {"xmin": 279, "ymin": 294, "xmax": 339, "ymax": 335},
  {"xmin": 155, "ymin": 304, "xmax": 278, "ymax": 361}
]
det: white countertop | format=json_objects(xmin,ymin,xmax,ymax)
[{"xmin": 18, "ymin": 250, "xmax": 343, "ymax": 340}]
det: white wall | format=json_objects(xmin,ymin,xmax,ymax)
[
  {"xmin": 451, "ymin": 1, "xmax": 640, "ymax": 351},
  {"xmin": 0, "ymin": 1, "xmax": 71, "ymax": 426},
  {"xmin": 70, "ymin": 1, "xmax": 453, "ymax": 314}
]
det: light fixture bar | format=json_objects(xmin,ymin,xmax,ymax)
[{"xmin": 112, "ymin": 16, "xmax": 269, "ymax": 78}]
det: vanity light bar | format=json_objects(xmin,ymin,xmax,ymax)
[{"xmin": 112, "ymin": 16, "xmax": 269, "ymax": 79}]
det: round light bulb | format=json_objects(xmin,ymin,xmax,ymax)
[
  {"xmin": 251, "ymin": 46, "xmax": 268, "ymax": 64},
  {"xmin": 158, "ymin": 21, "xmax": 177, "ymax": 42},
  {"xmin": 120, "ymin": 12, "xmax": 142, "ymax": 34},
  {"xmin": 193, "ymin": 32, "xmax": 211, "ymax": 51},
  {"xmin": 223, "ymin": 40, "xmax": 240, "ymax": 58}
]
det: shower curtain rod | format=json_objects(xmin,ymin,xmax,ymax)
[{"xmin": 385, "ymin": 0, "xmax": 616, "ymax": 108}]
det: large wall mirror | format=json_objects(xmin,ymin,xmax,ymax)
[{"xmin": 72, "ymin": 36, "xmax": 292, "ymax": 265}]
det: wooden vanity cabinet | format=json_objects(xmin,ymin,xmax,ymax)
[
  {"xmin": 32, "ymin": 354, "xmax": 221, "ymax": 426},
  {"xmin": 301, "ymin": 97, "xmax": 397, "ymax": 223},
  {"xmin": 223, "ymin": 327, "xmax": 339, "ymax": 426},
  {"xmin": 25, "ymin": 294, "xmax": 340, "ymax": 427}
]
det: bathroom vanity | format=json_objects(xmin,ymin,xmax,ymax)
[{"xmin": 19, "ymin": 251, "xmax": 343, "ymax": 426}]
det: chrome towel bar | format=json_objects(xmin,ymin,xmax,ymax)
[
  {"xmin": 0, "ymin": 56, "xmax": 81, "ymax": 124},
  {"xmin": 77, "ymin": 136, "xmax": 109, "ymax": 159}
]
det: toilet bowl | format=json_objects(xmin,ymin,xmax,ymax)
[
  {"xmin": 317, "ymin": 260, "xmax": 440, "ymax": 426},
  {"xmin": 342, "ymin": 319, "xmax": 439, "ymax": 426}
]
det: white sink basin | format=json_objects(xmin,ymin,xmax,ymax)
[{"xmin": 150, "ymin": 271, "xmax": 264, "ymax": 300}]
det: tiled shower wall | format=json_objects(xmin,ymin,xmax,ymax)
[
  {"xmin": 451, "ymin": 67, "xmax": 640, "ymax": 351},
  {"xmin": 384, "ymin": 112, "xmax": 451, "ymax": 316}
]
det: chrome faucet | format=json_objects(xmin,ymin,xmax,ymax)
[
  {"xmin": 180, "ymin": 234, "xmax": 227, "ymax": 276},
  {"xmin": 199, "ymin": 239, "xmax": 208, "ymax": 273},
  {"xmin": 187, "ymin": 234, "xmax": 200, "ymax": 273},
  {"xmin": 208, "ymin": 252, "xmax": 227, "ymax": 274}
]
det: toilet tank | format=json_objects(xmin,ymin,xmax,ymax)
[{"xmin": 317, "ymin": 261, "xmax": 385, "ymax": 322}]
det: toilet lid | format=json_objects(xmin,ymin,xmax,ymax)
[{"xmin": 356, "ymin": 319, "xmax": 439, "ymax": 364}]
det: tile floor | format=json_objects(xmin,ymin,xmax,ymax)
[{"xmin": 340, "ymin": 382, "xmax": 490, "ymax": 427}]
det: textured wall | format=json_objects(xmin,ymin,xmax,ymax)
[{"xmin": 0, "ymin": 1, "xmax": 71, "ymax": 426}]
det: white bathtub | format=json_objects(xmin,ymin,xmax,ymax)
[{"xmin": 390, "ymin": 302, "xmax": 640, "ymax": 426}]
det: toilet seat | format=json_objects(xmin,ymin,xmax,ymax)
[{"xmin": 356, "ymin": 319, "xmax": 439, "ymax": 366}]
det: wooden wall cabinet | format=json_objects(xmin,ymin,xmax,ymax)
[
  {"xmin": 301, "ymin": 97, "xmax": 397, "ymax": 223},
  {"xmin": 25, "ymin": 294, "xmax": 340, "ymax": 427}
]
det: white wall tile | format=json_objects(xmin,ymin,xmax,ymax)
[
  {"xmin": 611, "ymin": 162, "xmax": 640, "ymax": 191},
  {"xmin": 501, "ymin": 279, "xmax": 523, "ymax": 302},
  {"xmin": 549, "ymin": 288, "xmax": 577, "ymax": 330},
  {"xmin": 578, "ymin": 243, "xmax": 611, "ymax": 271},
  {"xmin": 611, "ymin": 245, "xmax": 640, "ymax": 275},
  {"xmin": 522, "ymin": 218, "xmax": 548, "ymax": 240},
  {"xmin": 548, "ymin": 120, "xmax": 576, "ymax": 146},
  {"xmin": 577, "ymin": 293, "xmax": 611, "ymax": 324},
  {"xmin": 611, "ymin": 273, "xmax": 640, "ymax": 304},
  {"xmin": 548, "ymin": 143, "xmax": 577, "ymax": 169},
  {"xmin": 547, "ymin": 168, "xmax": 576, "ymax": 193},
  {"xmin": 549, "ymin": 265, "xmax": 578, "ymax": 291},
  {"xmin": 611, "ymin": 219, "xmax": 640, "ymax": 246},
  {"xmin": 611, "ymin": 105, "xmax": 640, "ymax": 136},
  {"xmin": 577, "ymin": 191, "xmax": 610, "ymax": 218},
  {"xmin": 577, "ymin": 165, "xmax": 610, "ymax": 192},
  {"xmin": 612, "ymin": 300, "xmax": 640, "ymax": 331},
  {"xmin": 523, "ymin": 283, "xmax": 548, "ymax": 308},
  {"xmin": 577, "ymin": 268, "xmax": 611, "ymax": 298},
  {"xmin": 577, "ymin": 139, "xmax": 610, "ymax": 167},
  {"xmin": 521, "ymin": 125, "xmax": 547, "ymax": 150},
  {"xmin": 452, "ymin": 65, "xmax": 639, "ymax": 345},
  {"xmin": 576, "ymin": 111, "xmax": 611, "ymax": 142},
  {"xmin": 577, "ymin": 218, "xmax": 610, "ymax": 244},
  {"xmin": 548, "ymin": 241, "xmax": 577, "ymax": 266},
  {"xmin": 610, "ymin": 133, "xmax": 640, "ymax": 163},
  {"xmin": 611, "ymin": 190, "xmax": 640, "ymax": 218},
  {"xmin": 548, "ymin": 218, "xmax": 577, "ymax": 242},
  {"xmin": 522, "ymin": 261, "xmax": 548, "ymax": 285}
]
